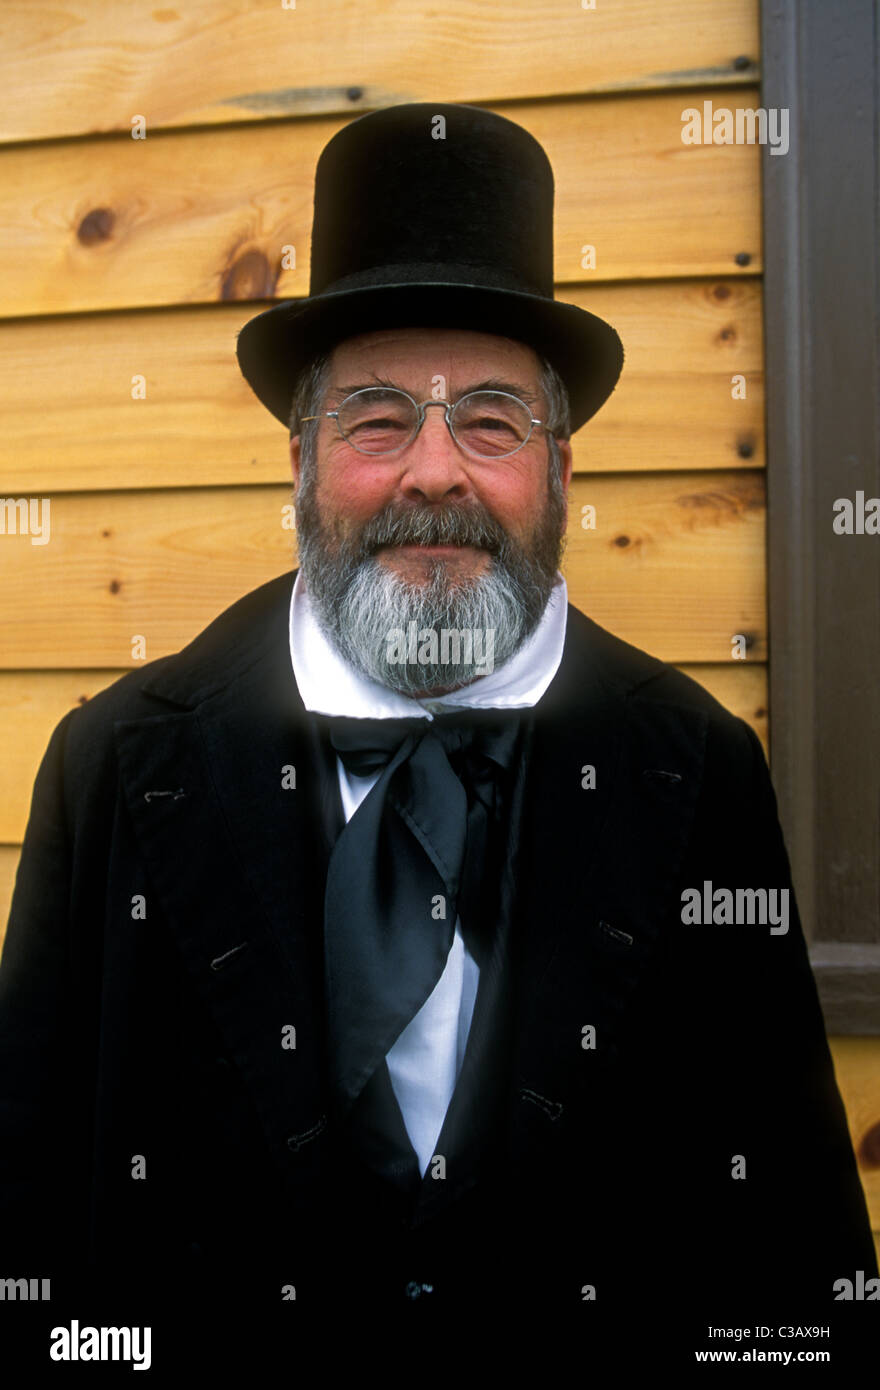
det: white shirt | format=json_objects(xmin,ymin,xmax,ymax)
[{"xmin": 289, "ymin": 568, "xmax": 568, "ymax": 1175}]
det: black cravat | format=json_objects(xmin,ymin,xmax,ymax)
[{"xmin": 317, "ymin": 708, "xmax": 521, "ymax": 1114}]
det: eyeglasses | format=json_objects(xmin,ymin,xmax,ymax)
[{"xmin": 301, "ymin": 387, "xmax": 549, "ymax": 459}]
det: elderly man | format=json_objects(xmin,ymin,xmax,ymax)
[{"xmin": 0, "ymin": 103, "xmax": 875, "ymax": 1360}]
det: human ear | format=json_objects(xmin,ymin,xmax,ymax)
[{"xmin": 289, "ymin": 434, "xmax": 302, "ymax": 489}]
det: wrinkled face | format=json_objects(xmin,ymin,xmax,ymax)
[
  {"xmin": 289, "ymin": 327, "xmax": 573, "ymax": 695},
  {"xmin": 290, "ymin": 327, "xmax": 572, "ymax": 586}
]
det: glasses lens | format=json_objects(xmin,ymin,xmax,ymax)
[
  {"xmin": 451, "ymin": 392, "xmax": 534, "ymax": 457},
  {"xmin": 336, "ymin": 388, "xmax": 417, "ymax": 454}
]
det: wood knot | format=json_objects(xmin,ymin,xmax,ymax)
[
  {"xmin": 736, "ymin": 435, "xmax": 756, "ymax": 459},
  {"xmin": 858, "ymin": 1120, "xmax": 880, "ymax": 1168},
  {"xmin": 221, "ymin": 249, "xmax": 277, "ymax": 301},
  {"xmin": 109, "ymin": 579, "xmax": 122, "ymax": 594},
  {"xmin": 712, "ymin": 284, "xmax": 731, "ymax": 301},
  {"xmin": 719, "ymin": 325, "xmax": 736, "ymax": 343},
  {"xmin": 77, "ymin": 208, "xmax": 115, "ymax": 245}
]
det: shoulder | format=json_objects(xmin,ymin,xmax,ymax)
[
  {"xmin": 563, "ymin": 603, "xmax": 761, "ymax": 766},
  {"xmin": 52, "ymin": 570, "xmax": 296, "ymax": 770}
]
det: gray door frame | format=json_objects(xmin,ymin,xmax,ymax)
[{"xmin": 761, "ymin": 0, "xmax": 879, "ymax": 1031}]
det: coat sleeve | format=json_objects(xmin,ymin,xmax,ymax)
[
  {"xmin": 0, "ymin": 707, "xmax": 89, "ymax": 1271},
  {"xmin": 677, "ymin": 713, "xmax": 878, "ymax": 1313}
]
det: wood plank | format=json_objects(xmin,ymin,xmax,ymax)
[
  {"xmin": 0, "ymin": 664, "xmax": 767, "ymax": 843},
  {"xmin": 582, "ymin": 280, "xmax": 765, "ymax": 474},
  {"xmin": 828, "ymin": 1037, "xmax": 880, "ymax": 1238},
  {"xmin": 0, "ymin": 0, "xmax": 760, "ymax": 144},
  {"xmin": 0, "ymin": 471, "xmax": 765, "ymax": 669},
  {"xmin": 0, "ymin": 92, "xmax": 762, "ymax": 320},
  {"xmin": 0, "ymin": 279, "xmax": 764, "ymax": 493},
  {"xmin": 566, "ymin": 470, "xmax": 766, "ymax": 662}
]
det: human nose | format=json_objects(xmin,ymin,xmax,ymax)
[{"xmin": 396, "ymin": 402, "xmax": 472, "ymax": 502}]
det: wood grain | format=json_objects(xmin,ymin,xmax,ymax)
[
  {"xmin": 0, "ymin": 471, "xmax": 766, "ymax": 669},
  {"xmin": 0, "ymin": 92, "xmax": 762, "ymax": 319},
  {"xmin": 566, "ymin": 470, "xmax": 766, "ymax": 661},
  {"xmin": 0, "ymin": 0, "xmax": 759, "ymax": 144},
  {"xmin": 0, "ymin": 279, "xmax": 764, "ymax": 492}
]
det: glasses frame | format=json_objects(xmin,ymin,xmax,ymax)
[{"xmin": 301, "ymin": 386, "xmax": 549, "ymax": 459}]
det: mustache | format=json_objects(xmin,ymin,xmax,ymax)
[{"xmin": 348, "ymin": 501, "xmax": 510, "ymax": 562}]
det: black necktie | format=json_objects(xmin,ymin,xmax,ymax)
[{"xmin": 317, "ymin": 708, "xmax": 521, "ymax": 1113}]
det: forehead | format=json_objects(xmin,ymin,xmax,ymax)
[{"xmin": 328, "ymin": 327, "xmax": 542, "ymax": 389}]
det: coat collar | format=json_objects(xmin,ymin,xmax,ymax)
[{"xmin": 137, "ymin": 569, "xmax": 297, "ymax": 710}]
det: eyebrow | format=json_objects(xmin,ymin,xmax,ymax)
[{"xmin": 328, "ymin": 375, "xmax": 542, "ymax": 410}]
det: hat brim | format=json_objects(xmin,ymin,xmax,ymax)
[{"xmin": 236, "ymin": 281, "xmax": 623, "ymax": 434}]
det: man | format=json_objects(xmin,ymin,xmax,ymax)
[{"xmin": 0, "ymin": 103, "xmax": 875, "ymax": 1356}]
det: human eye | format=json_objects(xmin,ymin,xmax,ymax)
[
  {"xmin": 455, "ymin": 393, "xmax": 530, "ymax": 454},
  {"xmin": 339, "ymin": 391, "xmax": 412, "ymax": 451}
]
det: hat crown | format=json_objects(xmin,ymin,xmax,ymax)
[
  {"xmin": 309, "ymin": 103, "xmax": 555, "ymax": 299},
  {"xmin": 235, "ymin": 101, "xmax": 623, "ymax": 433}
]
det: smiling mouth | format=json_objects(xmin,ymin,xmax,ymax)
[
  {"xmin": 394, "ymin": 542, "xmax": 469, "ymax": 551},
  {"xmin": 380, "ymin": 541, "xmax": 484, "ymax": 551},
  {"xmin": 375, "ymin": 542, "xmax": 479, "ymax": 558}
]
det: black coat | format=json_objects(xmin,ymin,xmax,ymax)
[{"xmin": 0, "ymin": 571, "xmax": 875, "ymax": 1355}]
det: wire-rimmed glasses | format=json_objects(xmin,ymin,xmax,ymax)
[{"xmin": 301, "ymin": 386, "xmax": 549, "ymax": 459}]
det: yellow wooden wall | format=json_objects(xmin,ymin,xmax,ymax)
[{"xmin": 0, "ymin": 0, "xmax": 876, "ymax": 1262}]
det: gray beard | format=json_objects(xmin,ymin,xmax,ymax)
[{"xmin": 295, "ymin": 485, "xmax": 564, "ymax": 696}]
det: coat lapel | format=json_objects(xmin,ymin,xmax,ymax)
[
  {"xmin": 114, "ymin": 572, "xmax": 336, "ymax": 1173},
  {"xmin": 508, "ymin": 605, "xmax": 708, "ymax": 1140}
]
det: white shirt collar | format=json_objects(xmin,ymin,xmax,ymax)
[{"xmin": 289, "ymin": 567, "xmax": 568, "ymax": 719}]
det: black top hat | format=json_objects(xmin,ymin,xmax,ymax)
[{"xmin": 236, "ymin": 103, "xmax": 623, "ymax": 434}]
